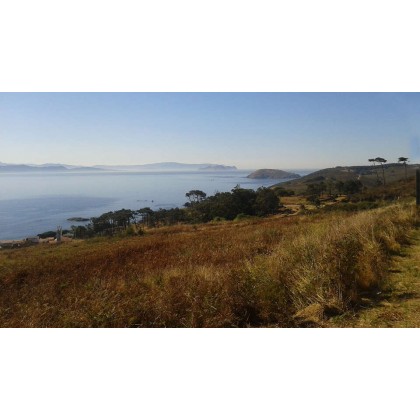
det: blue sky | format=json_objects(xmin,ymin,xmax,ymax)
[{"xmin": 0, "ymin": 93, "xmax": 419, "ymax": 170}]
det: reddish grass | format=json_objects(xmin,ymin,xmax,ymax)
[{"xmin": 0, "ymin": 203, "xmax": 417, "ymax": 327}]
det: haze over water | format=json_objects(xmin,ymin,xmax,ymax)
[{"xmin": 0, "ymin": 170, "xmax": 307, "ymax": 240}]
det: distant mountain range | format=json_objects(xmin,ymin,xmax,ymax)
[
  {"xmin": 0, "ymin": 162, "xmax": 237, "ymax": 172},
  {"xmin": 93, "ymin": 162, "xmax": 237, "ymax": 171}
]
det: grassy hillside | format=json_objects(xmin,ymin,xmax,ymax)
[
  {"xmin": 277, "ymin": 163, "xmax": 420, "ymax": 194},
  {"xmin": 0, "ymin": 200, "xmax": 417, "ymax": 327}
]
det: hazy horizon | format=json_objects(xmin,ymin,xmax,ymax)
[
  {"xmin": 1, "ymin": 93, "xmax": 420, "ymax": 169},
  {"xmin": 0, "ymin": 160, "xmax": 323, "ymax": 172}
]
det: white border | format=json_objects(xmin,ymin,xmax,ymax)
[
  {"xmin": 1, "ymin": 0, "xmax": 420, "ymax": 92},
  {"xmin": 1, "ymin": 1, "xmax": 419, "ymax": 419}
]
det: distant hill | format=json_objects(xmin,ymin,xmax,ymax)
[
  {"xmin": 0, "ymin": 163, "xmax": 102, "ymax": 172},
  {"xmin": 275, "ymin": 163, "xmax": 420, "ymax": 193},
  {"xmin": 247, "ymin": 169, "xmax": 301, "ymax": 180},
  {"xmin": 0, "ymin": 164, "xmax": 69, "ymax": 172}
]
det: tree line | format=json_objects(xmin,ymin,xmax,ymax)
[{"xmin": 71, "ymin": 186, "xmax": 280, "ymax": 238}]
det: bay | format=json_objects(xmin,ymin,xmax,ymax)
[{"xmin": 0, "ymin": 170, "xmax": 306, "ymax": 240}]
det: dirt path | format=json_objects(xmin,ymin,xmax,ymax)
[{"xmin": 330, "ymin": 229, "xmax": 420, "ymax": 328}]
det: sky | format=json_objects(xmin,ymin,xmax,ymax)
[{"xmin": 1, "ymin": 92, "xmax": 420, "ymax": 170}]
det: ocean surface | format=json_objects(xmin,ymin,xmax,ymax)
[{"xmin": 0, "ymin": 170, "xmax": 308, "ymax": 240}]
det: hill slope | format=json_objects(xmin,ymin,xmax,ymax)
[
  {"xmin": 0, "ymin": 202, "xmax": 416, "ymax": 327},
  {"xmin": 276, "ymin": 163, "xmax": 420, "ymax": 193},
  {"xmin": 247, "ymin": 169, "xmax": 300, "ymax": 179}
]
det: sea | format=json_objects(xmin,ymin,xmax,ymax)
[{"xmin": 0, "ymin": 170, "xmax": 308, "ymax": 240}]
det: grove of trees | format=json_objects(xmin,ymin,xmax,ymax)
[
  {"xmin": 305, "ymin": 179, "xmax": 363, "ymax": 205},
  {"xmin": 71, "ymin": 186, "xmax": 281, "ymax": 238}
]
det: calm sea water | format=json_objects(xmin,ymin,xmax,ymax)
[{"xmin": 0, "ymin": 170, "xmax": 306, "ymax": 240}]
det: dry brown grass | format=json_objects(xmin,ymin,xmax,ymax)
[
  {"xmin": 0, "ymin": 203, "xmax": 417, "ymax": 327},
  {"xmin": 329, "ymin": 227, "xmax": 420, "ymax": 328}
]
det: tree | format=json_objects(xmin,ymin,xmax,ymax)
[
  {"xmin": 113, "ymin": 209, "xmax": 136, "ymax": 227},
  {"xmin": 254, "ymin": 187, "xmax": 280, "ymax": 216},
  {"xmin": 368, "ymin": 158, "xmax": 380, "ymax": 184},
  {"xmin": 374, "ymin": 157, "xmax": 387, "ymax": 185},
  {"xmin": 335, "ymin": 180, "xmax": 345, "ymax": 195},
  {"xmin": 273, "ymin": 186, "xmax": 295, "ymax": 197},
  {"xmin": 71, "ymin": 225, "xmax": 93, "ymax": 239},
  {"xmin": 185, "ymin": 190, "xmax": 207, "ymax": 205},
  {"xmin": 342, "ymin": 180, "xmax": 363, "ymax": 195},
  {"xmin": 318, "ymin": 181, "xmax": 327, "ymax": 196},
  {"xmin": 137, "ymin": 207, "xmax": 155, "ymax": 227},
  {"xmin": 306, "ymin": 183, "xmax": 323, "ymax": 206},
  {"xmin": 326, "ymin": 179, "xmax": 334, "ymax": 196},
  {"xmin": 398, "ymin": 157, "xmax": 409, "ymax": 180}
]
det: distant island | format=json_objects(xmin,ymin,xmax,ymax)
[{"xmin": 247, "ymin": 169, "xmax": 301, "ymax": 180}]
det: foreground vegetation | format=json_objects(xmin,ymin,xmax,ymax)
[
  {"xmin": 330, "ymin": 229, "xmax": 420, "ymax": 327},
  {"xmin": 1, "ymin": 200, "xmax": 417, "ymax": 327}
]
